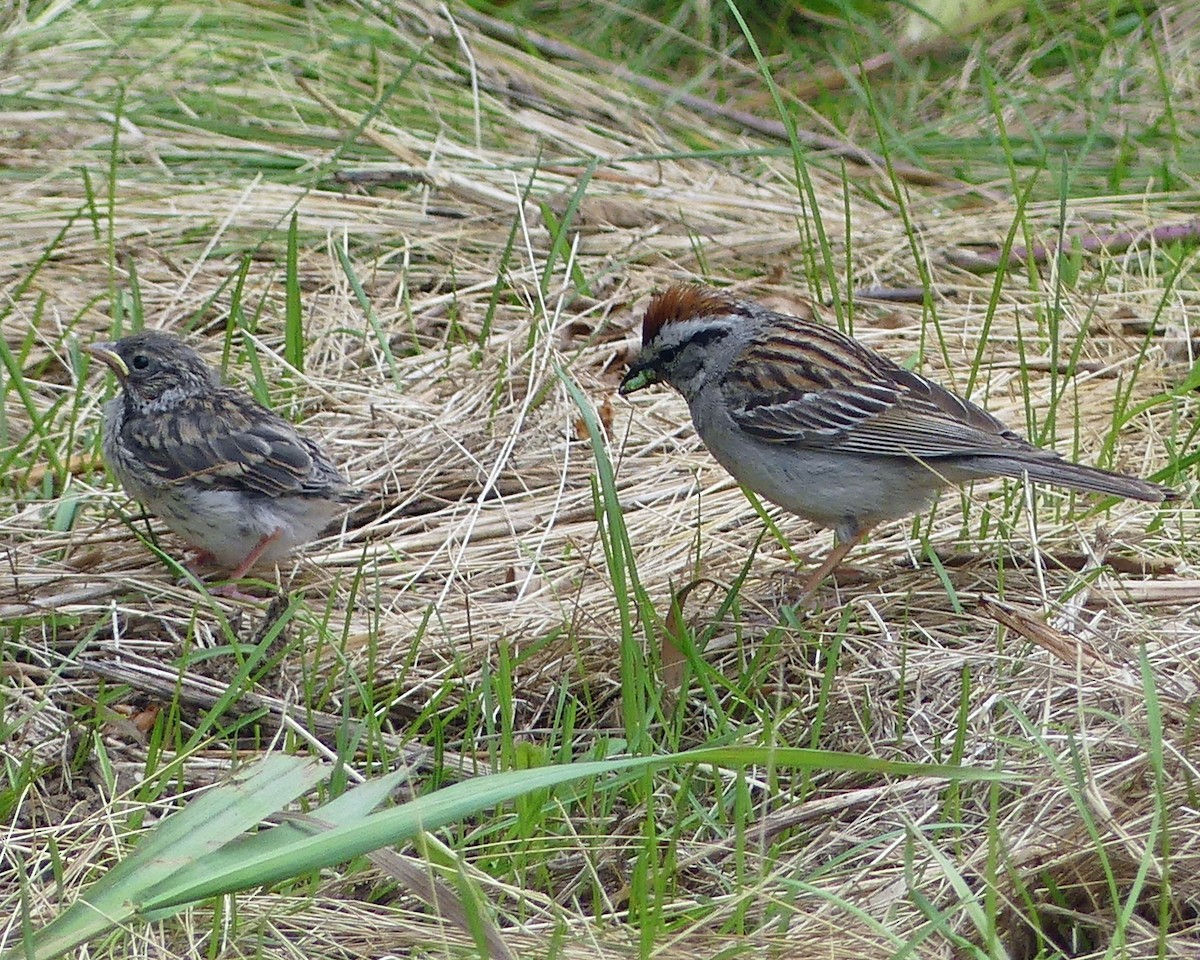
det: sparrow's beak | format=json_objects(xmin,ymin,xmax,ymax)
[
  {"xmin": 619, "ymin": 360, "xmax": 657, "ymax": 396},
  {"xmin": 84, "ymin": 342, "xmax": 129, "ymax": 383}
]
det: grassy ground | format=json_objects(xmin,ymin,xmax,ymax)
[{"xmin": 2, "ymin": 1, "xmax": 1198, "ymax": 957}]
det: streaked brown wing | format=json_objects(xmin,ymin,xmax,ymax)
[
  {"xmin": 120, "ymin": 389, "xmax": 317, "ymax": 497},
  {"xmin": 725, "ymin": 312, "xmax": 1035, "ymax": 460}
]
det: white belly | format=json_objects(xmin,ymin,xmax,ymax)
[
  {"xmin": 141, "ymin": 486, "xmax": 343, "ymax": 569},
  {"xmin": 690, "ymin": 396, "xmax": 949, "ymax": 541}
]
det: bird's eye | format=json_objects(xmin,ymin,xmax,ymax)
[{"xmin": 131, "ymin": 354, "xmax": 151, "ymax": 371}]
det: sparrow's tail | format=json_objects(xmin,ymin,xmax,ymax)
[{"xmin": 965, "ymin": 455, "xmax": 1177, "ymax": 503}]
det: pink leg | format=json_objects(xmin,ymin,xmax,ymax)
[
  {"xmin": 209, "ymin": 529, "xmax": 283, "ymax": 601},
  {"xmin": 226, "ymin": 528, "xmax": 283, "ymax": 581},
  {"xmin": 800, "ymin": 530, "xmax": 869, "ymax": 600}
]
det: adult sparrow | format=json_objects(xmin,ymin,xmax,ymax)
[
  {"xmin": 86, "ymin": 330, "xmax": 362, "ymax": 591},
  {"xmin": 619, "ymin": 284, "xmax": 1177, "ymax": 595}
]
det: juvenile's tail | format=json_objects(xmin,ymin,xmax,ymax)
[{"xmin": 967, "ymin": 455, "xmax": 1177, "ymax": 503}]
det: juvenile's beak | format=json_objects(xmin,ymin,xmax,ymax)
[
  {"xmin": 619, "ymin": 360, "xmax": 657, "ymax": 396},
  {"xmin": 84, "ymin": 341, "xmax": 129, "ymax": 382}
]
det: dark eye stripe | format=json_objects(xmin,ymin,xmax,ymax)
[
  {"xmin": 683, "ymin": 326, "xmax": 729, "ymax": 350},
  {"xmin": 651, "ymin": 326, "xmax": 730, "ymax": 366}
]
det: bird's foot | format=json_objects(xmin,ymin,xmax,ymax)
[
  {"xmin": 795, "ymin": 532, "xmax": 870, "ymax": 602},
  {"xmin": 200, "ymin": 530, "xmax": 284, "ymax": 603},
  {"xmin": 208, "ymin": 581, "xmax": 271, "ymax": 604}
]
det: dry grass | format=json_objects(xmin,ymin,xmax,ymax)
[{"xmin": 2, "ymin": 1, "xmax": 1199, "ymax": 957}]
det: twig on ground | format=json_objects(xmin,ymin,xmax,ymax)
[
  {"xmin": 840, "ymin": 285, "xmax": 957, "ymax": 304},
  {"xmin": 946, "ymin": 218, "xmax": 1200, "ymax": 273}
]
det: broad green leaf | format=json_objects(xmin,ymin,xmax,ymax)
[
  {"xmin": 17, "ymin": 747, "xmax": 1012, "ymax": 960},
  {"xmin": 20, "ymin": 756, "xmax": 324, "ymax": 960}
]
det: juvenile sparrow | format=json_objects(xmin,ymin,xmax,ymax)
[
  {"xmin": 86, "ymin": 330, "xmax": 362, "ymax": 591},
  {"xmin": 619, "ymin": 285, "xmax": 1177, "ymax": 595}
]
